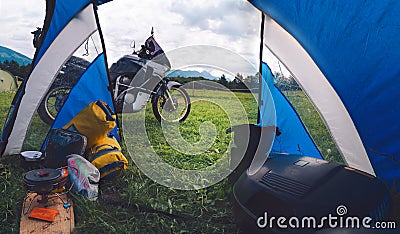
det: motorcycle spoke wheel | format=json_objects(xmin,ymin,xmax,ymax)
[
  {"xmin": 153, "ymin": 86, "xmax": 190, "ymax": 122},
  {"xmin": 38, "ymin": 86, "xmax": 71, "ymax": 125}
]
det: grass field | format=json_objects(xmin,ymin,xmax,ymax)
[{"xmin": 0, "ymin": 89, "xmax": 341, "ymax": 233}]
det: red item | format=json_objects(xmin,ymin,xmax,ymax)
[
  {"xmin": 28, "ymin": 207, "xmax": 59, "ymax": 222},
  {"xmin": 38, "ymin": 171, "xmax": 50, "ymax": 177}
]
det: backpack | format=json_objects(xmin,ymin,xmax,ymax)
[
  {"xmin": 63, "ymin": 100, "xmax": 116, "ymax": 148},
  {"xmin": 86, "ymin": 136, "xmax": 128, "ymax": 179}
]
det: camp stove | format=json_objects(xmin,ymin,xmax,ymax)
[{"xmin": 22, "ymin": 168, "xmax": 68, "ymax": 203}]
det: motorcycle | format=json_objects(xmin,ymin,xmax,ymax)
[{"xmin": 38, "ymin": 31, "xmax": 191, "ymax": 125}]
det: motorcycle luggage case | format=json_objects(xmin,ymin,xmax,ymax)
[
  {"xmin": 109, "ymin": 55, "xmax": 144, "ymax": 82},
  {"xmin": 232, "ymin": 154, "xmax": 391, "ymax": 233}
]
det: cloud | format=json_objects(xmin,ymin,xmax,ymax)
[
  {"xmin": 0, "ymin": 0, "xmax": 262, "ymax": 73},
  {"xmin": 0, "ymin": 0, "xmax": 45, "ymax": 57},
  {"xmin": 97, "ymin": 0, "xmax": 261, "ymax": 70},
  {"xmin": 169, "ymin": 0, "xmax": 259, "ymax": 39}
]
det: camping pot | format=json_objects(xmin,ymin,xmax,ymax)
[{"xmin": 22, "ymin": 168, "xmax": 68, "ymax": 194}]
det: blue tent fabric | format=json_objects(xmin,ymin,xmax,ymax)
[
  {"xmin": 48, "ymin": 53, "xmax": 118, "ymax": 139},
  {"xmin": 35, "ymin": 0, "xmax": 91, "ymax": 66},
  {"xmin": 96, "ymin": 0, "xmax": 113, "ymax": 5},
  {"xmin": 0, "ymin": 0, "xmax": 117, "ymax": 156},
  {"xmin": 258, "ymin": 64, "xmax": 275, "ymax": 128},
  {"xmin": 250, "ymin": 0, "xmax": 400, "ymax": 187},
  {"xmin": 260, "ymin": 62, "xmax": 322, "ymax": 158},
  {"xmin": 35, "ymin": 0, "xmax": 112, "ymax": 66}
]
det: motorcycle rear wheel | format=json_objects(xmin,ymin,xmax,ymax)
[
  {"xmin": 152, "ymin": 86, "xmax": 191, "ymax": 122},
  {"xmin": 37, "ymin": 86, "xmax": 71, "ymax": 125}
]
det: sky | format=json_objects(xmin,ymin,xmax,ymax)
[{"xmin": 0, "ymin": 0, "xmax": 285, "ymax": 78}]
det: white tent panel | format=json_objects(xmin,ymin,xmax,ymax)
[
  {"xmin": 263, "ymin": 14, "xmax": 375, "ymax": 176},
  {"xmin": 3, "ymin": 4, "xmax": 97, "ymax": 155}
]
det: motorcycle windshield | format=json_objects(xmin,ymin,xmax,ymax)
[{"xmin": 144, "ymin": 36, "xmax": 171, "ymax": 70}]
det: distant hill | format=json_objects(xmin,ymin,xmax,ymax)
[
  {"xmin": 166, "ymin": 69, "xmax": 219, "ymax": 80},
  {"xmin": 0, "ymin": 46, "xmax": 32, "ymax": 66}
]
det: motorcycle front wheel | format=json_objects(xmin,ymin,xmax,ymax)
[
  {"xmin": 152, "ymin": 86, "xmax": 191, "ymax": 122},
  {"xmin": 37, "ymin": 85, "xmax": 71, "ymax": 125}
]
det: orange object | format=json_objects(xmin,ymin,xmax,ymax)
[
  {"xmin": 60, "ymin": 167, "xmax": 69, "ymax": 178},
  {"xmin": 28, "ymin": 206, "xmax": 59, "ymax": 222},
  {"xmin": 52, "ymin": 186, "xmax": 66, "ymax": 193}
]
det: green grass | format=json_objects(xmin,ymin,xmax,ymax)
[
  {"xmin": 0, "ymin": 91, "xmax": 50, "ymax": 151},
  {"xmin": 0, "ymin": 91, "xmax": 15, "ymax": 131},
  {"xmin": 144, "ymin": 90, "xmax": 258, "ymax": 170},
  {"xmin": 283, "ymin": 91, "xmax": 343, "ymax": 163},
  {"xmin": 0, "ymin": 89, "xmax": 341, "ymax": 233}
]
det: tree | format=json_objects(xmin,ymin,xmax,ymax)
[
  {"xmin": 274, "ymin": 72, "xmax": 301, "ymax": 91},
  {"xmin": 0, "ymin": 60, "xmax": 32, "ymax": 80},
  {"xmin": 219, "ymin": 74, "xmax": 228, "ymax": 87},
  {"xmin": 244, "ymin": 74, "xmax": 258, "ymax": 91},
  {"xmin": 233, "ymin": 73, "xmax": 247, "ymax": 91}
]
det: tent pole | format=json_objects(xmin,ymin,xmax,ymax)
[
  {"xmin": 92, "ymin": 1, "xmax": 121, "ymax": 140},
  {"xmin": 257, "ymin": 13, "xmax": 265, "ymax": 123}
]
